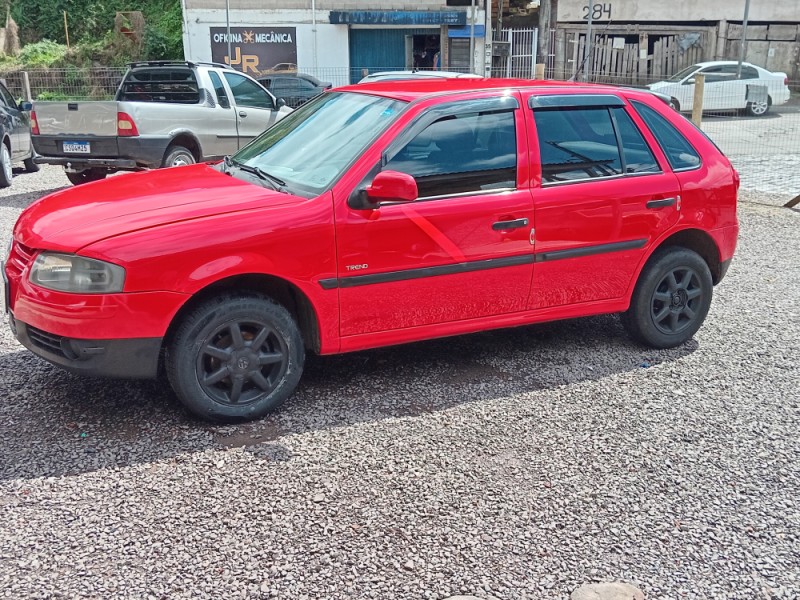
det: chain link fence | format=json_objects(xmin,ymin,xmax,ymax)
[{"xmin": 1, "ymin": 63, "xmax": 797, "ymax": 197}]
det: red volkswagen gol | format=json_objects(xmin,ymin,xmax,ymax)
[{"xmin": 3, "ymin": 79, "xmax": 739, "ymax": 421}]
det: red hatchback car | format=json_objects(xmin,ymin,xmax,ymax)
[{"xmin": 3, "ymin": 79, "xmax": 738, "ymax": 421}]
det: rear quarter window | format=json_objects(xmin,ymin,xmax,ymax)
[
  {"xmin": 118, "ymin": 68, "xmax": 200, "ymax": 104},
  {"xmin": 631, "ymin": 101, "xmax": 701, "ymax": 171}
]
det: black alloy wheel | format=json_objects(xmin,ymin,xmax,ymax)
[
  {"xmin": 167, "ymin": 294, "xmax": 304, "ymax": 422},
  {"xmin": 621, "ymin": 247, "xmax": 713, "ymax": 348}
]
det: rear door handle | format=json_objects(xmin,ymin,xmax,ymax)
[
  {"xmin": 646, "ymin": 197, "xmax": 676, "ymax": 209},
  {"xmin": 492, "ymin": 218, "xmax": 529, "ymax": 231}
]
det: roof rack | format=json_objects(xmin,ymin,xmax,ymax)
[{"xmin": 128, "ymin": 60, "xmax": 233, "ymax": 70}]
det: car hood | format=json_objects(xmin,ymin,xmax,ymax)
[
  {"xmin": 648, "ymin": 81, "xmax": 676, "ymax": 91},
  {"xmin": 15, "ymin": 164, "xmax": 304, "ymax": 253}
]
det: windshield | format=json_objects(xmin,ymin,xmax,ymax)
[
  {"xmin": 667, "ymin": 64, "xmax": 701, "ymax": 82},
  {"xmin": 232, "ymin": 92, "xmax": 407, "ymax": 196}
]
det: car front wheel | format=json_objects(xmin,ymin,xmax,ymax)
[
  {"xmin": 166, "ymin": 294, "xmax": 305, "ymax": 422},
  {"xmin": 0, "ymin": 143, "xmax": 12, "ymax": 188},
  {"xmin": 621, "ymin": 247, "xmax": 713, "ymax": 349}
]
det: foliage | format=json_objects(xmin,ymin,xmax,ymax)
[
  {"xmin": 35, "ymin": 90, "xmax": 71, "ymax": 101},
  {"xmin": 17, "ymin": 40, "xmax": 68, "ymax": 67}
]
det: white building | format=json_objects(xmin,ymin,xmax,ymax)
[{"xmin": 181, "ymin": 1, "xmax": 489, "ymax": 85}]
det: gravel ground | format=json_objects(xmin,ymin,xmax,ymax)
[{"xmin": 0, "ymin": 166, "xmax": 799, "ymax": 599}]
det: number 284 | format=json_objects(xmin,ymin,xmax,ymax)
[{"xmin": 582, "ymin": 3, "xmax": 612, "ymax": 20}]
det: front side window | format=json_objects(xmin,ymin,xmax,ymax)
[
  {"xmin": 534, "ymin": 107, "xmax": 622, "ymax": 183},
  {"xmin": 384, "ymin": 109, "xmax": 517, "ymax": 198},
  {"xmin": 224, "ymin": 73, "xmax": 275, "ymax": 110},
  {"xmin": 632, "ymin": 101, "xmax": 701, "ymax": 171},
  {"xmin": 233, "ymin": 92, "xmax": 406, "ymax": 196}
]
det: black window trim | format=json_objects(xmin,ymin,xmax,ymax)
[
  {"xmin": 532, "ymin": 103, "xmax": 664, "ymax": 188},
  {"xmin": 630, "ymin": 99, "xmax": 703, "ymax": 173}
]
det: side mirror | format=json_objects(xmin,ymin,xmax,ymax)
[
  {"xmin": 684, "ymin": 78, "xmax": 695, "ymax": 85},
  {"xmin": 18, "ymin": 101, "xmax": 33, "ymax": 111},
  {"xmin": 349, "ymin": 170, "xmax": 418, "ymax": 209},
  {"xmin": 277, "ymin": 98, "xmax": 287, "ymax": 108}
]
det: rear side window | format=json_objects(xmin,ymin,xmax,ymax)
[
  {"xmin": 119, "ymin": 68, "xmax": 200, "ymax": 104},
  {"xmin": 741, "ymin": 66, "xmax": 759, "ymax": 80},
  {"xmin": 632, "ymin": 101, "xmax": 701, "ymax": 171},
  {"xmin": 208, "ymin": 72, "xmax": 230, "ymax": 109},
  {"xmin": 611, "ymin": 108, "xmax": 660, "ymax": 174},
  {"xmin": 533, "ymin": 107, "xmax": 622, "ymax": 183}
]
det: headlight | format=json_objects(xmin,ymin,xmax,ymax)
[{"xmin": 30, "ymin": 253, "xmax": 125, "ymax": 294}]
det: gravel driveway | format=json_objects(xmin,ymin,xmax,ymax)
[{"xmin": 1, "ymin": 167, "xmax": 798, "ymax": 599}]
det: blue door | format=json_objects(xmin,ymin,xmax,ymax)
[{"xmin": 349, "ymin": 28, "xmax": 436, "ymax": 83}]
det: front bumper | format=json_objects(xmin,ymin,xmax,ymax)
[{"xmin": 10, "ymin": 314, "xmax": 161, "ymax": 379}]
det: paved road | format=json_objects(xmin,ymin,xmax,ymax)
[{"xmin": 702, "ymin": 105, "xmax": 800, "ymax": 199}]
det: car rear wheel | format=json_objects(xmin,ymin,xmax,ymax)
[
  {"xmin": 166, "ymin": 294, "xmax": 305, "ymax": 422},
  {"xmin": 65, "ymin": 168, "xmax": 107, "ymax": 186},
  {"xmin": 746, "ymin": 96, "xmax": 770, "ymax": 117},
  {"xmin": 621, "ymin": 247, "xmax": 713, "ymax": 349},
  {"xmin": 162, "ymin": 145, "xmax": 196, "ymax": 168},
  {"xmin": 0, "ymin": 144, "xmax": 12, "ymax": 188}
]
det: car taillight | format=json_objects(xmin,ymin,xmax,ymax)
[
  {"xmin": 117, "ymin": 112, "xmax": 139, "ymax": 137},
  {"xmin": 784, "ymin": 77, "xmax": 789, "ymax": 86},
  {"xmin": 30, "ymin": 110, "xmax": 39, "ymax": 135}
]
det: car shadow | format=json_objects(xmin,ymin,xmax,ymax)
[
  {"xmin": 0, "ymin": 314, "xmax": 698, "ymax": 481},
  {"xmin": 0, "ymin": 185, "xmax": 69, "ymax": 209}
]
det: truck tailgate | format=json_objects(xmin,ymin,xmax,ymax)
[{"xmin": 34, "ymin": 101, "xmax": 119, "ymax": 136}]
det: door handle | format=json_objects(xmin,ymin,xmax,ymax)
[
  {"xmin": 238, "ymin": 110, "xmax": 248, "ymax": 118},
  {"xmin": 492, "ymin": 218, "xmax": 529, "ymax": 231},
  {"xmin": 646, "ymin": 197, "xmax": 676, "ymax": 209}
]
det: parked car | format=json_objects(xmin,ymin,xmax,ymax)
[
  {"xmin": 257, "ymin": 72, "xmax": 332, "ymax": 108},
  {"xmin": 359, "ymin": 70, "xmax": 483, "ymax": 83},
  {"xmin": 31, "ymin": 61, "xmax": 292, "ymax": 185},
  {"xmin": 3, "ymin": 79, "xmax": 739, "ymax": 422},
  {"xmin": 648, "ymin": 61, "xmax": 790, "ymax": 116},
  {"xmin": 0, "ymin": 81, "xmax": 38, "ymax": 188}
]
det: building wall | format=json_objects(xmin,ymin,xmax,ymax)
[{"xmin": 558, "ymin": 0, "xmax": 800, "ymax": 24}]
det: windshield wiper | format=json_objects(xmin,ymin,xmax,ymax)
[{"xmin": 223, "ymin": 156, "xmax": 288, "ymax": 192}]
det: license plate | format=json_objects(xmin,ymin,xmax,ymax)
[{"xmin": 63, "ymin": 141, "xmax": 90, "ymax": 153}]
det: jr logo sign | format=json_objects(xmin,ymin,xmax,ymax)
[{"xmin": 210, "ymin": 27, "xmax": 298, "ymax": 74}]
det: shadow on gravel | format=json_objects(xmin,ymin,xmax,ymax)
[
  {"xmin": 0, "ymin": 185, "xmax": 68, "ymax": 209},
  {"xmin": 0, "ymin": 314, "xmax": 697, "ymax": 480}
]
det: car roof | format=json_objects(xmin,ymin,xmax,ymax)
[
  {"xmin": 337, "ymin": 78, "xmax": 659, "ymax": 104},
  {"xmin": 693, "ymin": 60, "xmax": 758, "ymax": 68}
]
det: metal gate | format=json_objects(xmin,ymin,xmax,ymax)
[{"xmin": 493, "ymin": 28, "xmax": 538, "ymax": 78}]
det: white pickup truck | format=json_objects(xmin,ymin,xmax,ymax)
[{"xmin": 32, "ymin": 61, "xmax": 292, "ymax": 185}]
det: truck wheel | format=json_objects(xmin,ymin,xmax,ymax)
[
  {"xmin": 23, "ymin": 155, "xmax": 40, "ymax": 173},
  {"xmin": 0, "ymin": 144, "xmax": 12, "ymax": 188},
  {"xmin": 621, "ymin": 247, "xmax": 713, "ymax": 349},
  {"xmin": 166, "ymin": 293, "xmax": 305, "ymax": 422},
  {"xmin": 162, "ymin": 145, "xmax": 196, "ymax": 168},
  {"xmin": 66, "ymin": 168, "xmax": 107, "ymax": 186}
]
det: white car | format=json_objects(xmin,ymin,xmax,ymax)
[
  {"xmin": 648, "ymin": 61, "xmax": 790, "ymax": 117},
  {"xmin": 359, "ymin": 70, "xmax": 482, "ymax": 83}
]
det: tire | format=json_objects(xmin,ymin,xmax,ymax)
[
  {"xmin": 0, "ymin": 143, "xmax": 12, "ymax": 188},
  {"xmin": 65, "ymin": 168, "xmax": 107, "ymax": 186},
  {"xmin": 621, "ymin": 247, "xmax": 713, "ymax": 349},
  {"xmin": 162, "ymin": 145, "xmax": 196, "ymax": 168},
  {"xmin": 166, "ymin": 294, "xmax": 305, "ymax": 422},
  {"xmin": 745, "ymin": 96, "xmax": 770, "ymax": 117},
  {"xmin": 23, "ymin": 154, "xmax": 40, "ymax": 173}
]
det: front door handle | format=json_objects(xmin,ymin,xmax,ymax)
[
  {"xmin": 646, "ymin": 197, "xmax": 676, "ymax": 209},
  {"xmin": 492, "ymin": 218, "xmax": 529, "ymax": 231},
  {"xmin": 238, "ymin": 110, "xmax": 248, "ymax": 118}
]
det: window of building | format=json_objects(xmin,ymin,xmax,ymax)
[
  {"xmin": 384, "ymin": 109, "xmax": 517, "ymax": 198},
  {"xmin": 631, "ymin": 101, "xmax": 701, "ymax": 171}
]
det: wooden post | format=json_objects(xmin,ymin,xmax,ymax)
[
  {"xmin": 22, "ymin": 71, "xmax": 32, "ymax": 102},
  {"xmin": 63, "ymin": 11, "xmax": 70, "ymax": 49},
  {"xmin": 535, "ymin": 63, "xmax": 545, "ymax": 80},
  {"xmin": 692, "ymin": 73, "xmax": 705, "ymax": 127}
]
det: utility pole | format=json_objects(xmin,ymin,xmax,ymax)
[
  {"xmin": 584, "ymin": 2, "xmax": 594, "ymax": 81},
  {"xmin": 736, "ymin": 0, "xmax": 751, "ymax": 78},
  {"xmin": 225, "ymin": 0, "xmax": 231, "ymax": 67},
  {"xmin": 538, "ymin": 0, "xmax": 551, "ymax": 75},
  {"xmin": 469, "ymin": 0, "xmax": 477, "ymax": 74}
]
